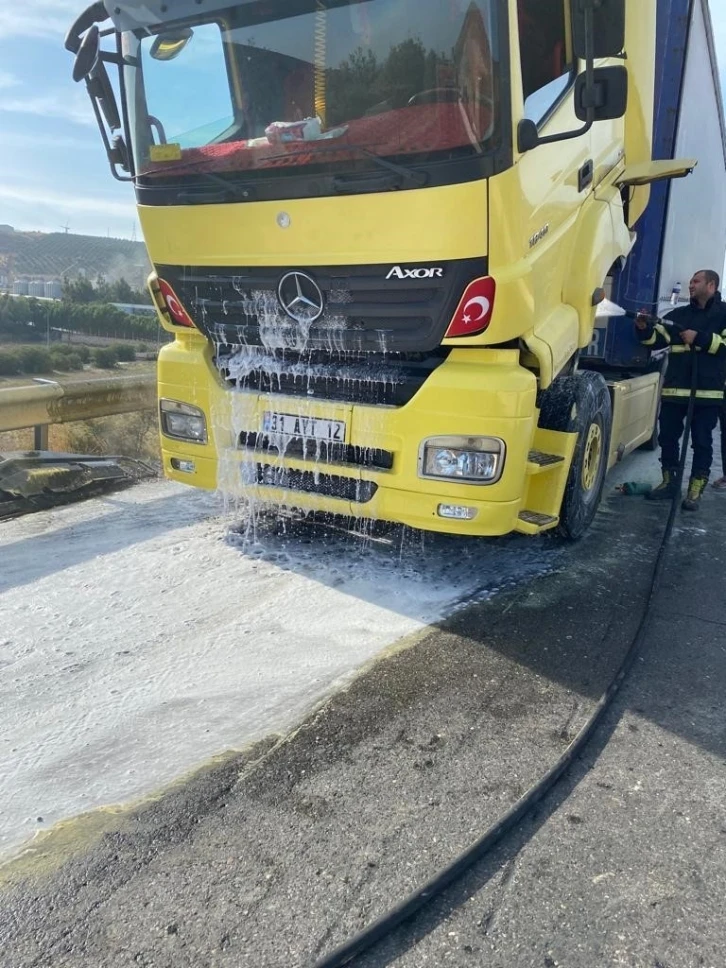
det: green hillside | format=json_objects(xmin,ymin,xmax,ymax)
[{"xmin": 0, "ymin": 225, "xmax": 150, "ymax": 285}]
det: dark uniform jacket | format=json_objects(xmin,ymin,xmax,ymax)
[{"xmin": 636, "ymin": 292, "xmax": 726, "ymax": 405}]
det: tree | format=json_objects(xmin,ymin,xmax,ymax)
[
  {"xmin": 111, "ymin": 278, "xmax": 135, "ymax": 303},
  {"xmin": 62, "ymin": 276, "xmax": 95, "ymax": 303},
  {"xmin": 59, "ymin": 275, "xmax": 152, "ymax": 306},
  {"xmin": 327, "ymin": 47, "xmax": 380, "ymax": 126},
  {"xmin": 0, "ymin": 294, "xmax": 161, "ymax": 343},
  {"xmin": 326, "ymin": 38, "xmax": 449, "ymax": 128}
]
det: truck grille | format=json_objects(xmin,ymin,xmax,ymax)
[
  {"xmin": 239, "ymin": 432, "xmax": 394, "ymax": 470},
  {"xmin": 217, "ymin": 347, "xmax": 447, "ymax": 407},
  {"xmin": 156, "ymin": 258, "xmax": 485, "ymax": 355},
  {"xmin": 252, "ymin": 464, "xmax": 377, "ymax": 503}
]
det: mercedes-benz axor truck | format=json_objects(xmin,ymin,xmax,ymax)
[{"xmin": 65, "ymin": 0, "xmax": 725, "ymax": 537}]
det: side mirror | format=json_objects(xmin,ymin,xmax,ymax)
[
  {"xmin": 572, "ymin": 0, "xmax": 625, "ymax": 60},
  {"xmin": 72, "ymin": 23, "xmax": 100, "ymax": 82},
  {"xmin": 88, "ymin": 66, "xmax": 121, "ymax": 131},
  {"xmin": 574, "ymin": 66, "xmax": 628, "ymax": 122},
  {"xmin": 150, "ymin": 28, "xmax": 194, "ymax": 62}
]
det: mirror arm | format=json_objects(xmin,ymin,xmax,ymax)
[
  {"xmin": 574, "ymin": 1, "xmax": 597, "ymax": 133},
  {"xmin": 100, "ymin": 50, "xmax": 124, "ymax": 67},
  {"xmin": 89, "ymin": 96, "xmax": 134, "ymax": 183},
  {"xmin": 65, "ymin": 1, "xmax": 108, "ymax": 53},
  {"xmin": 582, "ymin": 1, "xmax": 596, "ymax": 125},
  {"xmin": 534, "ymin": 119, "xmax": 594, "ymax": 147}
]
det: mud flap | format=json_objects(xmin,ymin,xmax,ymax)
[{"xmin": 0, "ymin": 452, "xmax": 156, "ymax": 520}]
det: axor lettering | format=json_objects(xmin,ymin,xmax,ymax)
[{"xmin": 386, "ymin": 266, "xmax": 444, "ymax": 280}]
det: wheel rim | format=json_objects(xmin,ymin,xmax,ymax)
[{"xmin": 581, "ymin": 421, "xmax": 603, "ymax": 492}]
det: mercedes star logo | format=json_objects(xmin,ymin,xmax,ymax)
[{"xmin": 277, "ymin": 271, "xmax": 325, "ymax": 325}]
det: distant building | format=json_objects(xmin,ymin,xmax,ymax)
[
  {"xmin": 45, "ymin": 280, "xmax": 63, "ymax": 300},
  {"xmin": 28, "ymin": 280, "xmax": 46, "ymax": 297},
  {"xmin": 12, "ymin": 279, "xmax": 29, "ymax": 296}
]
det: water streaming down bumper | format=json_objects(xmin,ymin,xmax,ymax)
[
  {"xmin": 218, "ymin": 347, "xmax": 449, "ymax": 408},
  {"xmin": 159, "ymin": 332, "xmax": 543, "ymax": 535},
  {"xmin": 153, "ymin": 255, "xmax": 552, "ymax": 535}
]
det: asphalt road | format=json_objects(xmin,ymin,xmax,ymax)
[{"xmin": 1, "ymin": 475, "xmax": 725, "ymax": 968}]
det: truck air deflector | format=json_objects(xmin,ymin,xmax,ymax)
[{"xmin": 615, "ymin": 159, "xmax": 697, "ymax": 186}]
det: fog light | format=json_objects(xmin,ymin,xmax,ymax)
[
  {"xmin": 160, "ymin": 399, "xmax": 207, "ymax": 443},
  {"xmin": 171, "ymin": 458, "xmax": 196, "ymax": 473},
  {"xmin": 419, "ymin": 436, "xmax": 504, "ymax": 484},
  {"xmin": 438, "ymin": 504, "xmax": 478, "ymax": 520}
]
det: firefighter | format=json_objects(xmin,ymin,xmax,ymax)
[{"xmin": 635, "ymin": 269, "xmax": 726, "ymax": 511}]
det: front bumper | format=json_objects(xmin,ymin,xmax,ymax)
[{"xmin": 158, "ymin": 337, "xmax": 540, "ymax": 536}]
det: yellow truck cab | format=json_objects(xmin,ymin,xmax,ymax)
[{"xmin": 66, "ymin": 0, "xmax": 698, "ymax": 537}]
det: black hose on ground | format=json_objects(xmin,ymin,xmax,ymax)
[{"xmin": 312, "ymin": 354, "xmax": 699, "ymax": 968}]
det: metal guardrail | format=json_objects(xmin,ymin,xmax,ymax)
[{"xmin": 0, "ymin": 374, "xmax": 156, "ymax": 449}]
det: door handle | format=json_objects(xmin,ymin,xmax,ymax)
[{"xmin": 578, "ymin": 159, "xmax": 594, "ymax": 192}]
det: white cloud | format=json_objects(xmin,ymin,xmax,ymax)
[
  {"xmin": 0, "ymin": 91, "xmax": 95, "ymax": 128},
  {"xmin": 0, "ymin": 184, "xmax": 135, "ymax": 220},
  {"xmin": 0, "ymin": 181, "xmax": 139, "ymax": 239},
  {"xmin": 0, "ymin": 131, "xmax": 94, "ymax": 152},
  {"xmin": 0, "ymin": 2, "xmax": 80, "ymax": 40},
  {"xmin": 0, "ymin": 70, "xmax": 19, "ymax": 89}
]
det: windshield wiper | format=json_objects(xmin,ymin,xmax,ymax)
[
  {"xmin": 265, "ymin": 143, "xmax": 428, "ymax": 189},
  {"xmin": 136, "ymin": 142, "xmax": 427, "ymax": 198},
  {"xmin": 137, "ymin": 167, "xmax": 257, "ymax": 202}
]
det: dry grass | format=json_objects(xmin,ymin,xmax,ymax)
[
  {"xmin": 0, "ymin": 412, "xmax": 161, "ymax": 463},
  {"xmin": 64, "ymin": 411, "xmax": 161, "ymax": 462}
]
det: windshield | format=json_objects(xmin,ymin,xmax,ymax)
[{"xmin": 122, "ymin": 0, "xmax": 504, "ymax": 184}]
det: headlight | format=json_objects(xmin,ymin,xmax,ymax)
[
  {"xmin": 160, "ymin": 399, "xmax": 207, "ymax": 444},
  {"xmin": 419, "ymin": 436, "xmax": 504, "ymax": 484}
]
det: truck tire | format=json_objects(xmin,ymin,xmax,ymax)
[{"xmin": 539, "ymin": 371, "xmax": 612, "ymax": 540}]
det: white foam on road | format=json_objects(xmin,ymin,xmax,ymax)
[{"xmin": 0, "ymin": 481, "xmax": 557, "ymax": 861}]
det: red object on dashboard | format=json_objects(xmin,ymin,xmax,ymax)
[{"xmin": 141, "ymin": 103, "xmax": 493, "ymax": 177}]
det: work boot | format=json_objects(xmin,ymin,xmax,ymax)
[
  {"xmin": 645, "ymin": 469, "xmax": 678, "ymax": 501},
  {"xmin": 682, "ymin": 475, "xmax": 708, "ymax": 511}
]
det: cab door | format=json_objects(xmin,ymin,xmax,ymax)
[
  {"xmin": 516, "ymin": 0, "xmax": 593, "ymax": 315},
  {"xmin": 489, "ymin": 0, "xmax": 593, "ymax": 374}
]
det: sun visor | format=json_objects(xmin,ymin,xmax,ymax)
[{"xmin": 103, "ymin": 0, "xmax": 242, "ymax": 31}]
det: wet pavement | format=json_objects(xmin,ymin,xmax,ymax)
[
  {"xmin": 1, "ymin": 463, "xmax": 725, "ymax": 968},
  {"xmin": 0, "ymin": 480, "xmax": 556, "ymax": 862}
]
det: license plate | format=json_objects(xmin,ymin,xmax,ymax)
[{"xmin": 262, "ymin": 411, "xmax": 346, "ymax": 442}]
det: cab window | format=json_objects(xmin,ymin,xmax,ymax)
[{"xmin": 517, "ymin": 0, "xmax": 572, "ymax": 124}]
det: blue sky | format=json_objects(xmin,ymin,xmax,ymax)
[
  {"xmin": 0, "ymin": 1, "xmax": 725, "ymax": 241},
  {"xmin": 0, "ymin": 1, "xmax": 138, "ymax": 239}
]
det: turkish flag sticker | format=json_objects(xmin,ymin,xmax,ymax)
[
  {"xmin": 445, "ymin": 276, "xmax": 496, "ymax": 338},
  {"xmin": 158, "ymin": 278, "xmax": 195, "ymax": 328}
]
